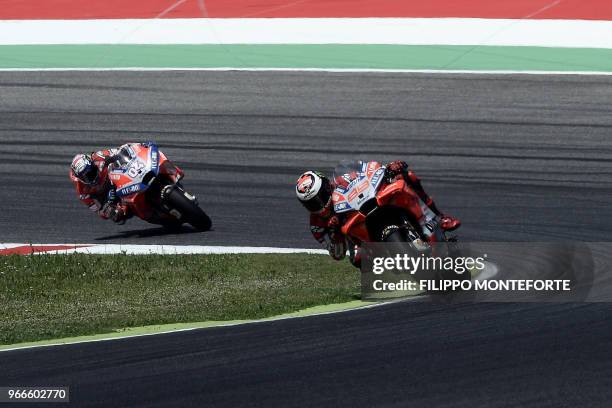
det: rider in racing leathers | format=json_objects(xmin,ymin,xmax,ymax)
[
  {"xmin": 295, "ymin": 160, "xmax": 460, "ymax": 268},
  {"xmin": 69, "ymin": 146, "xmax": 129, "ymax": 224}
]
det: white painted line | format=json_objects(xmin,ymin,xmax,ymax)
[
  {"xmin": 1, "ymin": 18, "xmax": 612, "ymax": 48},
  {"xmin": 0, "ymin": 68, "xmax": 611, "ymax": 75},
  {"xmin": 0, "ymin": 297, "xmax": 419, "ymax": 353},
  {"xmin": 53, "ymin": 245, "xmax": 328, "ymax": 255},
  {"xmin": 0, "ymin": 243, "xmax": 25, "ymax": 249},
  {"xmin": 0, "ymin": 243, "xmax": 327, "ymax": 255}
]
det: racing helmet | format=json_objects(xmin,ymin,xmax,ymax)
[
  {"xmin": 71, "ymin": 154, "xmax": 99, "ymax": 185},
  {"xmin": 296, "ymin": 171, "xmax": 333, "ymax": 213}
]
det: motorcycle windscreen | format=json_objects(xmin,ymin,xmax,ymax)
[{"xmin": 110, "ymin": 143, "xmax": 159, "ymax": 197}]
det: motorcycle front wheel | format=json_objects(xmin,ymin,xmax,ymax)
[{"xmin": 164, "ymin": 186, "xmax": 212, "ymax": 231}]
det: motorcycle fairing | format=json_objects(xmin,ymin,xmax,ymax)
[
  {"xmin": 108, "ymin": 143, "xmax": 183, "ymax": 220},
  {"xmin": 333, "ymin": 161, "xmax": 385, "ymax": 214},
  {"xmin": 335, "ymin": 166, "xmax": 435, "ymax": 243},
  {"xmin": 111, "ymin": 144, "xmax": 160, "ymax": 198}
]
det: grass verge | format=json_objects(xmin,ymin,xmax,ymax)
[{"xmin": 0, "ymin": 253, "xmax": 359, "ymax": 345}]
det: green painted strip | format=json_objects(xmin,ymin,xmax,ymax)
[
  {"xmin": 0, "ymin": 300, "xmax": 381, "ymax": 351},
  {"xmin": 1, "ymin": 44, "xmax": 612, "ymax": 71}
]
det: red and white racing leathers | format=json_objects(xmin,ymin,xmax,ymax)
[{"xmin": 69, "ymin": 148, "xmax": 128, "ymax": 221}]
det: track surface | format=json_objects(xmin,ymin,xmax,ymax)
[
  {"xmin": 1, "ymin": 302, "xmax": 612, "ymax": 407},
  {"xmin": 1, "ymin": 72, "xmax": 612, "ymax": 247},
  {"xmin": 1, "ymin": 72, "xmax": 612, "ymax": 407}
]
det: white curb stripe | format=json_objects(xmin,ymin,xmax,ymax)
[
  {"xmin": 1, "ymin": 18, "xmax": 612, "ymax": 48},
  {"xmin": 0, "ymin": 243, "xmax": 25, "ymax": 249},
  {"xmin": 0, "ymin": 243, "xmax": 327, "ymax": 255},
  {"xmin": 0, "ymin": 68, "xmax": 611, "ymax": 76}
]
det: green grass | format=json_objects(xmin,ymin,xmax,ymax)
[{"xmin": 0, "ymin": 254, "xmax": 359, "ymax": 345}]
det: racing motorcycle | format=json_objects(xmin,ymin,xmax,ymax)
[
  {"xmin": 332, "ymin": 160, "xmax": 449, "ymax": 245},
  {"xmin": 107, "ymin": 142, "xmax": 212, "ymax": 231},
  {"xmin": 332, "ymin": 160, "xmax": 464, "ymax": 283}
]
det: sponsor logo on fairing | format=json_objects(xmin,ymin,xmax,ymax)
[
  {"xmin": 334, "ymin": 184, "xmax": 349, "ymax": 194},
  {"xmin": 346, "ymin": 175, "xmax": 362, "ymax": 191},
  {"xmin": 366, "ymin": 161, "xmax": 380, "ymax": 178},
  {"xmin": 119, "ymin": 184, "xmax": 141, "ymax": 196},
  {"xmin": 370, "ymin": 168, "xmax": 385, "ymax": 188},
  {"xmin": 334, "ymin": 201, "xmax": 350, "ymax": 212},
  {"xmin": 347, "ymin": 179, "xmax": 370, "ymax": 202},
  {"xmin": 150, "ymin": 147, "xmax": 159, "ymax": 172}
]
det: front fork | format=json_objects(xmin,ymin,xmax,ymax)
[
  {"xmin": 161, "ymin": 184, "xmax": 198, "ymax": 204},
  {"xmin": 420, "ymin": 215, "xmax": 446, "ymax": 243}
]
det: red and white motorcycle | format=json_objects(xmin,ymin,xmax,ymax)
[{"xmin": 108, "ymin": 142, "xmax": 211, "ymax": 231}]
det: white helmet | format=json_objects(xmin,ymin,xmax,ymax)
[{"xmin": 295, "ymin": 171, "xmax": 333, "ymax": 213}]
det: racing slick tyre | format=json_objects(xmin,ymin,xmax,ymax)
[
  {"xmin": 382, "ymin": 226, "xmax": 429, "ymax": 252},
  {"xmin": 165, "ymin": 187, "xmax": 212, "ymax": 231},
  {"xmin": 383, "ymin": 226, "xmax": 470, "ymax": 297},
  {"xmin": 382, "ymin": 227, "xmax": 413, "ymax": 243}
]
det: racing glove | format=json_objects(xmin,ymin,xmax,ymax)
[
  {"xmin": 327, "ymin": 215, "xmax": 343, "ymax": 242},
  {"xmin": 107, "ymin": 188, "xmax": 119, "ymax": 204},
  {"xmin": 326, "ymin": 216, "xmax": 347, "ymax": 260},
  {"xmin": 327, "ymin": 215, "xmax": 340, "ymax": 230},
  {"xmin": 109, "ymin": 205, "xmax": 127, "ymax": 225},
  {"xmin": 385, "ymin": 160, "xmax": 409, "ymax": 180},
  {"xmin": 101, "ymin": 202, "xmax": 127, "ymax": 224}
]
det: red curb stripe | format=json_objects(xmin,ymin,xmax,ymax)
[
  {"xmin": 0, "ymin": 245, "xmax": 90, "ymax": 255},
  {"xmin": 1, "ymin": 0, "xmax": 611, "ymax": 20}
]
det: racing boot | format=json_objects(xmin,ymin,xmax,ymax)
[
  {"xmin": 348, "ymin": 244, "xmax": 362, "ymax": 269},
  {"xmin": 440, "ymin": 214, "xmax": 461, "ymax": 232}
]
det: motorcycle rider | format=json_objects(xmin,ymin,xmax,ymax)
[
  {"xmin": 70, "ymin": 146, "xmax": 129, "ymax": 224},
  {"xmin": 295, "ymin": 160, "xmax": 460, "ymax": 267}
]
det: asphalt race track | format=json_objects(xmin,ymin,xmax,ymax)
[
  {"xmin": 1, "ymin": 72, "xmax": 612, "ymax": 407},
  {"xmin": 1, "ymin": 72, "xmax": 612, "ymax": 246},
  {"xmin": 0, "ymin": 301, "xmax": 611, "ymax": 408}
]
